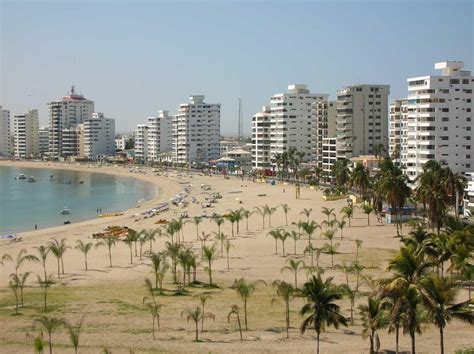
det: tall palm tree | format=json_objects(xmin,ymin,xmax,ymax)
[
  {"xmin": 264, "ymin": 204, "xmax": 278, "ymax": 228},
  {"xmin": 141, "ymin": 228, "xmax": 160, "ymax": 253},
  {"xmin": 300, "ymin": 208, "xmax": 313, "ymax": 223},
  {"xmin": 300, "ymin": 275, "xmax": 348, "ymax": 354},
  {"xmin": 350, "ymin": 162, "xmax": 370, "ymax": 199},
  {"xmin": 335, "ymin": 218, "xmax": 347, "ymax": 240},
  {"xmin": 340, "ymin": 207, "xmax": 353, "ymax": 227},
  {"xmin": 321, "ymin": 207, "xmax": 335, "ymax": 227},
  {"xmin": 75, "ymin": 240, "xmax": 93, "ymax": 271},
  {"xmin": 211, "ymin": 214, "xmax": 225, "ymax": 235},
  {"xmin": 65, "ymin": 316, "xmax": 84, "ymax": 354},
  {"xmin": 47, "ymin": 239, "xmax": 70, "ymax": 278},
  {"xmin": 322, "ymin": 230, "xmax": 339, "ymax": 268},
  {"xmin": 214, "ymin": 231, "xmax": 227, "ymax": 257},
  {"xmin": 280, "ymin": 231, "xmax": 290, "ymax": 257},
  {"xmin": 33, "ymin": 245, "xmax": 50, "ymax": 280},
  {"xmin": 290, "ymin": 231, "xmax": 300, "ymax": 255},
  {"xmin": 166, "ymin": 241, "xmax": 182, "ymax": 283},
  {"xmin": 95, "ymin": 238, "xmax": 116, "ymax": 268},
  {"xmin": 34, "ymin": 316, "xmax": 64, "ymax": 354},
  {"xmin": 241, "ymin": 208, "xmax": 254, "ymax": 231},
  {"xmin": 225, "ymin": 212, "xmax": 238, "ymax": 237},
  {"xmin": 228, "ymin": 305, "xmax": 244, "ymax": 340},
  {"xmin": 148, "ymin": 252, "xmax": 169, "ymax": 291},
  {"xmin": 182, "ymin": 306, "xmax": 214, "ymax": 341},
  {"xmin": 362, "ymin": 204, "xmax": 374, "ymax": 226},
  {"xmin": 191, "ymin": 216, "xmax": 203, "ymax": 240},
  {"xmin": 143, "ymin": 277, "xmax": 162, "ymax": 339},
  {"xmin": 359, "ymin": 297, "xmax": 388, "ymax": 354},
  {"xmin": 331, "ymin": 158, "xmax": 351, "ymax": 191},
  {"xmin": 421, "ymin": 276, "xmax": 474, "ymax": 354},
  {"xmin": 281, "ymin": 258, "xmax": 305, "ymax": 288},
  {"xmin": 301, "ymin": 221, "xmax": 320, "ymax": 247},
  {"xmin": 123, "ymin": 231, "xmax": 137, "ymax": 265},
  {"xmin": 253, "ymin": 206, "xmax": 266, "ymax": 229},
  {"xmin": 271, "ymin": 280, "xmax": 297, "ymax": 339},
  {"xmin": 267, "ymin": 229, "xmax": 282, "ymax": 255},
  {"xmin": 202, "ymin": 243, "xmax": 218, "ymax": 286},
  {"xmin": 339, "ymin": 284, "xmax": 358, "ymax": 325},
  {"xmin": 231, "ymin": 277, "xmax": 267, "ymax": 330},
  {"xmin": 401, "ymin": 284, "xmax": 424, "ymax": 354},
  {"xmin": 281, "ymin": 203, "xmax": 291, "ymax": 226}
]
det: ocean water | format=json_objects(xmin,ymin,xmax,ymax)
[{"xmin": 0, "ymin": 166, "xmax": 156, "ymax": 234}]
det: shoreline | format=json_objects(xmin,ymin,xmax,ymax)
[{"xmin": 0, "ymin": 160, "xmax": 182, "ymax": 239}]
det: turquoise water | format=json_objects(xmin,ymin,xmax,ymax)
[{"xmin": 0, "ymin": 166, "xmax": 156, "ymax": 234}]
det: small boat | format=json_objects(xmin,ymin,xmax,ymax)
[
  {"xmin": 17, "ymin": 174, "xmax": 27, "ymax": 180},
  {"xmin": 64, "ymin": 220, "xmax": 71, "ymax": 225},
  {"xmin": 27, "ymin": 176, "xmax": 36, "ymax": 182},
  {"xmin": 59, "ymin": 207, "xmax": 71, "ymax": 215},
  {"xmin": 79, "ymin": 180, "xmax": 84, "ymax": 184}
]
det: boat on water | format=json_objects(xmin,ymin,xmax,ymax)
[
  {"xmin": 16, "ymin": 174, "xmax": 27, "ymax": 180},
  {"xmin": 27, "ymin": 176, "xmax": 36, "ymax": 182},
  {"xmin": 59, "ymin": 207, "xmax": 71, "ymax": 215}
]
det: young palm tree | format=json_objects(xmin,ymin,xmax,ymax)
[
  {"xmin": 359, "ymin": 297, "xmax": 388, "ymax": 354},
  {"xmin": 271, "ymin": 280, "xmax": 297, "ymax": 339},
  {"xmin": 2, "ymin": 248, "xmax": 38, "ymax": 277},
  {"xmin": 401, "ymin": 284, "xmax": 424, "ymax": 354},
  {"xmin": 231, "ymin": 277, "xmax": 267, "ymax": 330},
  {"xmin": 75, "ymin": 240, "xmax": 93, "ymax": 271},
  {"xmin": 300, "ymin": 208, "xmax": 313, "ymax": 223},
  {"xmin": 321, "ymin": 207, "xmax": 335, "ymax": 226},
  {"xmin": 300, "ymin": 275, "xmax": 347, "ymax": 354},
  {"xmin": 362, "ymin": 204, "xmax": 374, "ymax": 226},
  {"xmin": 37, "ymin": 274, "xmax": 54, "ymax": 311},
  {"xmin": 290, "ymin": 231, "xmax": 300, "ymax": 255},
  {"xmin": 65, "ymin": 316, "xmax": 84, "ymax": 354},
  {"xmin": 301, "ymin": 221, "xmax": 320, "ymax": 247},
  {"xmin": 142, "ymin": 228, "xmax": 160, "ymax": 253},
  {"xmin": 340, "ymin": 207, "xmax": 353, "ymax": 227},
  {"xmin": 181, "ymin": 306, "xmax": 214, "ymax": 342},
  {"xmin": 355, "ymin": 239, "xmax": 363, "ymax": 263},
  {"xmin": 47, "ymin": 238, "xmax": 70, "ymax": 277},
  {"xmin": 264, "ymin": 204, "xmax": 278, "ymax": 228},
  {"xmin": 281, "ymin": 258, "xmax": 305, "ymax": 288},
  {"xmin": 202, "ymin": 243, "xmax": 218, "ymax": 286},
  {"xmin": 227, "ymin": 305, "xmax": 243, "ymax": 340},
  {"xmin": 335, "ymin": 262, "xmax": 352, "ymax": 287},
  {"xmin": 280, "ymin": 231, "xmax": 290, "ymax": 257},
  {"xmin": 166, "ymin": 241, "xmax": 182, "ymax": 283},
  {"xmin": 123, "ymin": 231, "xmax": 137, "ymax": 265},
  {"xmin": 421, "ymin": 276, "xmax": 474, "ymax": 354},
  {"xmin": 232, "ymin": 208, "xmax": 244, "ymax": 234},
  {"xmin": 148, "ymin": 252, "xmax": 169, "ymax": 291},
  {"xmin": 304, "ymin": 244, "xmax": 318, "ymax": 267},
  {"xmin": 33, "ymin": 245, "xmax": 50, "ymax": 280},
  {"xmin": 199, "ymin": 294, "xmax": 210, "ymax": 332},
  {"xmin": 34, "ymin": 316, "xmax": 64, "ymax": 354},
  {"xmin": 241, "ymin": 208, "xmax": 254, "ymax": 231},
  {"xmin": 224, "ymin": 239, "xmax": 233, "ymax": 269},
  {"xmin": 214, "ymin": 231, "xmax": 227, "ymax": 257},
  {"xmin": 267, "ymin": 229, "xmax": 282, "ymax": 255},
  {"xmin": 143, "ymin": 277, "xmax": 162, "ymax": 339},
  {"xmin": 322, "ymin": 231, "xmax": 339, "ymax": 268},
  {"xmin": 94, "ymin": 238, "xmax": 116, "ymax": 268},
  {"xmin": 191, "ymin": 216, "xmax": 203, "ymax": 240},
  {"xmin": 350, "ymin": 262, "xmax": 365, "ymax": 292},
  {"xmin": 211, "ymin": 214, "xmax": 225, "ymax": 235},
  {"xmin": 339, "ymin": 284, "xmax": 358, "ymax": 325},
  {"xmin": 225, "ymin": 212, "xmax": 238, "ymax": 237},
  {"xmin": 253, "ymin": 206, "xmax": 266, "ymax": 229},
  {"xmin": 335, "ymin": 218, "xmax": 347, "ymax": 240},
  {"xmin": 26, "ymin": 332, "xmax": 46, "ymax": 354},
  {"xmin": 280, "ymin": 203, "xmax": 291, "ymax": 226},
  {"xmin": 9, "ymin": 273, "xmax": 21, "ymax": 314},
  {"xmin": 11, "ymin": 272, "xmax": 31, "ymax": 308}
]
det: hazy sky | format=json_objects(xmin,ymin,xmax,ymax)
[{"xmin": 1, "ymin": 0, "xmax": 472, "ymax": 135}]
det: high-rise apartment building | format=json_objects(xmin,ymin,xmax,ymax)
[
  {"xmin": 0, "ymin": 106, "xmax": 11, "ymax": 157},
  {"xmin": 389, "ymin": 99, "xmax": 408, "ymax": 165},
  {"xmin": 147, "ymin": 110, "xmax": 172, "ymax": 162},
  {"xmin": 83, "ymin": 113, "xmax": 116, "ymax": 159},
  {"xmin": 14, "ymin": 109, "xmax": 39, "ymax": 159},
  {"xmin": 313, "ymin": 100, "xmax": 337, "ymax": 170},
  {"xmin": 134, "ymin": 124, "xmax": 149, "ymax": 162},
  {"xmin": 251, "ymin": 106, "xmax": 272, "ymax": 169},
  {"xmin": 38, "ymin": 126, "xmax": 50, "ymax": 155},
  {"xmin": 336, "ymin": 84, "xmax": 390, "ymax": 160},
  {"xmin": 172, "ymin": 95, "xmax": 220, "ymax": 165},
  {"xmin": 48, "ymin": 86, "xmax": 94, "ymax": 158},
  {"xmin": 403, "ymin": 61, "xmax": 473, "ymax": 178}
]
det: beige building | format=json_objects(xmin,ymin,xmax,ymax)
[
  {"xmin": 313, "ymin": 100, "xmax": 337, "ymax": 169},
  {"xmin": 14, "ymin": 109, "xmax": 39, "ymax": 159}
]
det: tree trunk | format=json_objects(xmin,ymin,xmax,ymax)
[
  {"xmin": 195, "ymin": 322, "xmax": 199, "ymax": 341},
  {"xmin": 370, "ymin": 330, "xmax": 374, "ymax": 354},
  {"xmin": 440, "ymin": 326, "xmax": 444, "ymax": 354},
  {"xmin": 411, "ymin": 332, "xmax": 416, "ymax": 354},
  {"xmin": 395, "ymin": 324, "xmax": 399, "ymax": 354},
  {"xmin": 109, "ymin": 249, "xmax": 112, "ymax": 267},
  {"xmin": 85, "ymin": 255, "xmax": 88, "ymax": 271},
  {"xmin": 286, "ymin": 302, "xmax": 290, "ymax": 339},
  {"xmin": 244, "ymin": 299, "xmax": 248, "ymax": 330},
  {"xmin": 316, "ymin": 331, "xmax": 320, "ymax": 354},
  {"xmin": 61, "ymin": 257, "xmax": 65, "ymax": 274},
  {"xmin": 57, "ymin": 259, "xmax": 61, "ymax": 278},
  {"xmin": 48, "ymin": 333, "xmax": 52, "ymax": 354},
  {"xmin": 152, "ymin": 317, "xmax": 155, "ymax": 340}
]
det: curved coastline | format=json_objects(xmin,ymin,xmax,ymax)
[{"xmin": 0, "ymin": 161, "xmax": 182, "ymax": 239}]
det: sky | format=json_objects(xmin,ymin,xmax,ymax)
[{"xmin": 1, "ymin": 0, "xmax": 473, "ymax": 135}]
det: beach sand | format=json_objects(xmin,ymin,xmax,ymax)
[{"xmin": 0, "ymin": 161, "xmax": 472, "ymax": 353}]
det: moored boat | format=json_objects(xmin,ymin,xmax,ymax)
[{"xmin": 59, "ymin": 207, "xmax": 71, "ymax": 215}]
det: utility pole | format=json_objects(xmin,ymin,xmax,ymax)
[{"xmin": 238, "ymin": 98, "xmax": 243, "ymax": 142}]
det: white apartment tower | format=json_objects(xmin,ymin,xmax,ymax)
[
  {"xmin": 48, "ymin": 86, "xmax": 94, "ymax": 158},
  {"xmin": 336, "ymin": 84, "xmax": 390, "ymax": 159},
  {"xmin": 147, "ymin": 110, "xmax": 173, "ymax": 162},
  {"xmin": 313, "ymin": 100, "xmax": 337, "ymax": 169},
  {"xmin": 172, "ymin": 95, "xmax": 221, "ymax": 165},
  {"xmin": 404, "ymin": 61, "xmax": 474, "ymax": 178},
  {"xmin": 251, "ymin": 106, "xmax": 272, "ymax": 169},
  {"xmin": 0, "ymin": 106, "xmax": 11, "ymax": 157},
  {"xmin": 14, "ymin": 109, "xmax": 39, "ymax": 159},
  {"xmin": 134, "ymin": 125, "xmax": 149, "ymax": 162},
  {"xmin": 389, "ymin": 99, "xmax": 408, "ymax": 165},
  {"xmin": 38, "ymin": 126, "xmax": 50, "ymax": 155},
  {"xmin": 83, "ymin": 113, "xmax": 116, "ymax": 159}
]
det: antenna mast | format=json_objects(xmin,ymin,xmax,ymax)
[{"xmin": 238, "ymin": 98, "xmax": 243, "ymax": 142}]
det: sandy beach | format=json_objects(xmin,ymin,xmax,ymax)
[{"xmin": 0, "ymin": 161, "xmax": 472, "ymax": 353}]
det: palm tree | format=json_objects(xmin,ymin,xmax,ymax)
[
  {"xmin": 198, "ymin": 232, "xmax": 211, "ymax": 257},
  {"xmin": 281, "ymin": 203, "xmax": 291, "ymax": 226},
  {"xmin": 332, "ymin": 158, "xmax": 351, "ymax": 190},
  {"xmin": 224, "ymin": 239, "xmax": 233, "ymax": 269},
  {"xmin": 33, "ymin": 245, "xmax": 50, "ymax": 280},
  {"xmin": 304, "ymin": 244, "xmax": 318, "ymax": 268},
  {"xmin": 241, "ymin": 208, "xmax": 254, "ymax": 231},
  {"xmin": 214, "ymin": 232, "xmax": 226, "ymax": 257},
  {"xmin": 340, "ymin": 206, "xmax": 353, "ymax": 227},
  {"xmin": 191, "ymin": 216, "xmax": 203, "ymax": 240},
  {"xmin": 37, "ymin": 274, "xmax": 54, "ymax": 311},
  {"xmin": 26, "ymin": 332, "xmax": 46, "ymax": 354},
  {"xmin": 280, "ymin": 231, "xmax": 290, "ymax": 257},
  {"xmin": 10, "ymin": 271, "xmax": 31, "ymax": 308},
  {"xmin": 350, "ymin": 162, "xmax": 370, "ymax": 199},
  {"xmin": 232, "ymin": 208, "xmax": 244, "ymax": 234},
  {"xmin": 47, "ymin": 238, "xmax": 70, "ymax": 277},
  {"xmin": 182, "ymin": 306, "xmax": 214, "ymax": 342},
  {"xmin": 421, "ymin": 276, "xmax": 474, "ymax": 354},
  {"xmin": 359, "ymin": 297, "xmax": 388, "ymax": 354},
  {"xmin": 231, "ymin": 277, "xmax": 267, "ymax": 330},
  {"xmin": 65, "ymin": 316, "xmax": 84, "ymax": 354},
  {"xmin": 300, "ymin": 275, "xmax": 347, "ymax": 354},
  {"xmin": 95, "ymin": 238, "xmax": 116, "ymax": 268},
  {"xmin": 225, "ymin": 212, "xmax": 237, "ymax": 237},
  {"xmin": 199, "ymin": 294, "xmax": 210, "ymax": 332},
  {"xmin": 362, "ymin": 204, "xmax": 374, "ymax": 226},
  {"xmin": 34, "ymin": 316, "xmax": 64, "ymax": 354},
  {"xmin": 350, "ymin": 262, "xmax": 366, "ymax": 292},
  {"xmin": 211, "ymin": 214, "xmax": 225, "ymax": 235},
  {"xmin": 271, "ymin": 280, "xmax": 297, "ymax": 338},
  {"xmin": 202, "ymin": 243, "xmax": 218, "ymax": 286},
  {"xmin": 138, "ymin": 231, "xmax": 148, "ymax": 260},
  {"xmin": 281, "ymin": 258, "xmax": 305, "ymax": 288},
  {"xmin": 166, "ymin": 241, "xmax": 182, "ymax": 283},
  {"xmin": 300, "ymin": 208, "xmax": 313, "ymax": 223},
  {"xmin": 142, "ymin": 228, "xmax": 160, "ymax": 253},
  {"xmin": 9, "ymin": 273, "xmax": 20, "ymax": 314},
  {"xmin": 321, "ymin": 207, "xmax": 335, "ymax": 227},
  {"xmin": 254, "ymin": 206, "xmax": 266, "ymax": 229},
  {"xmin": 355, "ymin": 239, "xmax": 363, "ymax": 263},
  {"xmin": 339, "ymin": 284, "xmax": 358, "ymax": 325},
  {"xmin": 290, "ymin": 231, "xmax": 300, "ymax": 255},
  {"xmin": 402, "ymin": 284, "xmax": 424, "ymax": 354},
  {"xmin": 334, "ymin": 218, "xmax": 346, "ymax": 240},
  {"xmin": 143, "ymin": 277, "xmax": 162, "ymax": 339},
  {"xmin": 322, "ymin": 230, "xmax": 339, "ymax": 268},
  {"xmin": 2, "ymin": 248, "xmax": 38, "ymax": 277},
  {"xmin": 228, "ymin": 305, "xmax": 243, "ymax": 340},
  {"xmin": 75, "ymin": 240, "xmax": 93, "ymax": 271},
  {"xmin": 148, "ymin": 252, "xmax": 169, "ymax": 291},
  {"xmin": 301, "ymin": 221, "xmax": 320, "ymax": 247},
  {"xmin": 264, "ymin": 204, "xmax": 278, "ymax": 228},
  {"xmin": 267, "ymin": 229, "xmax": 282, "ymax": 255},
  {"xmin": 123, "ymin": 231, "xmax": 137, "ymax": 265}
]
